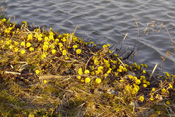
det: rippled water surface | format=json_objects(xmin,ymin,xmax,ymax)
[{"xmin": 1, "ymin": 0, "xmax": 175, "ymax": 74}]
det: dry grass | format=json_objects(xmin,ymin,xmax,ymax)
[{"xmin": 0, "ymin": 17, "xmax": 175, "ymax": 117}]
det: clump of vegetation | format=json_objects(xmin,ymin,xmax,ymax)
[{"xmin": 0, "ymin": 17, "xmax": 175, "ymax": 117}]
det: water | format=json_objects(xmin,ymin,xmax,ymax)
[{"xmin": 1, "ymin": 0, "xmax": 175, "ymax": 74}]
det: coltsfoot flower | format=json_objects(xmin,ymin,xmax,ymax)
[
  {"xmin": 35, "ymin": 70, "xmax": 40, "ymax": 74},
  {"xmin": 20, "ymin": 49, "xmax": 26, "ymax": 54},
  {"xmin": 77, "ymin": 76, "xmax": 81, "ymax": 80},
  {"xmin": 21, "ymin": 41, "xmax": 25, "ymax": 47},
  {"xmin": 143, "ymin": 84, "xmax": 147, "ymax": 88},
  {"xmin": 73, "ymin": 45, "xmax": 78, "ymax": 49},
  {"xmin": 26, "ymin": 42, "xmax": 31, "ymax": 47},
  {"xmin": 135, "ymin": 79, "xmax": 141, "ymax": 85},
  {"xmin": 76, "ymin": 49, "xmax": 81, "ymax": 54},
  {"xmin": 29, "ymin": 47, "xmax": 34, "ymax": 52},
  {"xmin": 139, "ymin": 95, "xmax": 144, "ymax": 102},
  {"xmin": 14, "ymin": 47, "xmax": 19, "ymax": 52},
  {"xmin": 78, "ymin": 68, "xmax": 83, "ymax": 75},
  {"xmin": 43, "ymin": 45, "xmax": 49, "ymax": 51},
  {"xmin": 43, "ymin": 80, "xmax": 47, "ymax": 84},
  {"xmin": 52, "ymin": 49, "xmax": 56, "ymax": 54},
  {"xmin": 95, "ymin": 78, "xmax": 101, "ymax": 84},
  {"xmin": 84, "ymin": 70, "xmax": 90, "ymax": 74},
  {"xmin": 85, "ymin": 77, "xmax": 91, "ymax": 83},
  {"xmin": 62, "ymin": 50, "xmax": 67, "ymax": 55},
  {"xmin": 27, "ymin": 34, "xmax": 33, "ymax": 40}
]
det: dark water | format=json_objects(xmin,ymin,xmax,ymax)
[{"xmin": 1, "ymin": 0, "xmax": 175, "ymax": 74}]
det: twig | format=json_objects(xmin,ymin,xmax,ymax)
[
  {"xmin": 4, "ymin": 71, "xmax": 21, "ymax": 75},
  {"xmin": 118, "ymin": 33, "xmax": 128, "ymax": 54},
  {"xmin": 149, "ymin": 63, "xmax": 158, "ymax": 80},
  {"xmin": 39, "ymin": 74, "xmax": 89, "ymax": 80},
  {"xmin": 165, "ymin": 27, "xmax": 175, "ymax": 51},
  {"xmin": 117, "ymin": 57, "xmax": 125, "ymax": 67}
]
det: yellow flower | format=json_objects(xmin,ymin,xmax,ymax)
[
  {"xmin": 84, "ymin": 70, "xmax": 90, "ymax": 74},
  {"xmin": 44, "ymin": 37, "xmax": 49, "ymax": 41},
  {"xmin": 166, "ymin": 101, "xmax": 170, "ymax": 105},
  {"xmin": 114, "ymin": 54, "xmax": 118, "ymax": 57},
  {"xmin": 21, "ymin": 41, "xmax": 25, "ymax": 47},
  {"xmin": 77, "ymin": 76, "xmax": 81, "ymax": 80},
  {"xmin": 117, "ymin": 69, "xmax": 122, "ymax": 72},
  {"xmin": 9, "ymin": 45, "xmax": 13, "ymax": 49},
  {"xmin": 107, "ymin": 68, "xmax": 112, "ymax": 74},
  {"xmin": 76, "ymin": 49, "xmax": 81, "ymax": 54},
  {"xmin": 168, "ymin": 83, "xmax": 173, "ymax": 89},
  {"xmin": 152, "ymin": 88, "xmax": 156, "ymax": 91},
  {"xmin": 43, "ymin": 80, "xmax": 47, "ymax": 84},
  {"xmin": 51, "ymin": 44, "xmax": 55, "ymax": 49},
  {"xmin": 35, "ymin": 70, "xmax": 40, "ymax": 74},
  {"xmin": 27, "ymin": 34, "xmax": 33, "ymax": 40},
  {"xmin": 107, "ymin": 44, "xmax": 110, "ymax": 47},
  {"xmin": 73, "ymin": 45, "xmax": 78, "ymax": 49},
  {"xmin": 135, "ymin": 79, "xmax": 141, "ymax": 85},
  {"xmin": 62, "ymin": 50, "xmax": 67, "ymax": 55},
  {"xmin": 62, "ymin": 37, "xmax": 66, "ymax": 42},
  {"xmin": 41, "ymin": 53, "xmax": 47, "ymax": 59},
  {"xmin": 142, "ymin": 70, "xmax": 146, "ymax": 74},
  {"xmin": 146, "ymin": 81, "xmax": 150, "ymax": 85},
  {"xmin": 91, "ymin": 71, "xmax": 95, "ymax": 75},
  {"xmin": 140, "ymin": 75, "xmax": 146, "ymax": 80},
  {"xmin": 123, "ymin": 67, "xmax": 127, "ymax": 72},
  {"xmin": 44, "ymin": 41, "xmax": 49, "ymax": 45},
  {"xmin": 26, "ymin": 42, "xmax": 31, "ymax": 47},
  {"xmin": 20, "ymin": 49, "xmax": 26, "ymax": 54},
  {"xmin": 52, "ymin": 49, "xmax": 56, "ymax": 54},
  {"xmin": 14, "ymin": 41, "xmax": 19, "ymax": 46},
  {"xmin": 109, "ymin": 50, "xmax": 112, "ymax": 54},
  {"xmin": 150, "ymin": 97, "xmax": 154, "ymax": 101},
  {"xmin": 29, "ymin": 47, "xmax": 34, "ymax": 52},
  {"xmin": 43, "ymin": 45, "xmax": 49, "ymax": 51},
  {"xmin": 0, "ymin": 40, "xmax": 4, "ymax": 44},
  {"xmin": 2, "ymin": 18, "xmax": 6, "ymax": 22},
  {"xmin": 98, "ymin": 66, "xmax": 103, "ymax": 72},
  {"xmin": 94, "ymin": 58, "xmax": 99, "ymax": 65},
  {"xmin": 133, "ymin": 76, "xmax": 137, "ymax": 81},
  {"xmin": 55, "ymin": 39, "xmax": 59, "ymax": 42},
  {"xmin": 161, "ymin": 88, "xmax": 166, "ymax": 93},
  {"xmin": 85, "ymin": 77, "xmax": 91, "ymax": 83},
  {"xmin": 144, "ymin": 64, "xmax": 148, "ymax": 68},
  {"xmin": 6, "ymin": 40, "xmax": 11, "ymax": 45},
  {"xmin": 59, "ymin": 43, "xmax": 63, "ymax": 48},
  {"xmin": 78, "ymin": 68, "xmax": 83, "ymax": 75},
  {"xmin": 139, "ymin": 95, "xmax": 144, "ymax": 102},
  {"xmin": 14, "ymin": 47, "xmax": 19, "ymax": 52},
  {"xmin": 103, "ymin": 45, "xmax": 107, "ymax": 48},
  {"xmin": 58, "ymin": 34, "xmax": 62, "ymax": 38},
  {"xmin": 165, "ymin": 72, "xmax": 170, "ymax": 77},
  {"xmin": 131, "ymin": 90, "xmax": 136, "ymax": 95},
  {"xmin": 65, "ymin": 57, "xmax": 69, "ymax": 60},
  {"xmin": 95, "ymin": 78, "xmax": 101, "ymax": 84},
  {"xmin": 115, "ymin": 72, "xmax": 118, "ymax": 77},
  {"xmin": 126, "ymin": 84, "xmax": 131, "ymax": 92},
  {"xmin": 38, "ymin": 36, "xmax": 42, "ymax": 41},
  {"xmin": 143, "ymin": 84, "xmax": 147, "ymax": 88},
  {"xmin": 49, "ymin": 31, "xmax": 54, "ymax": 36}
]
